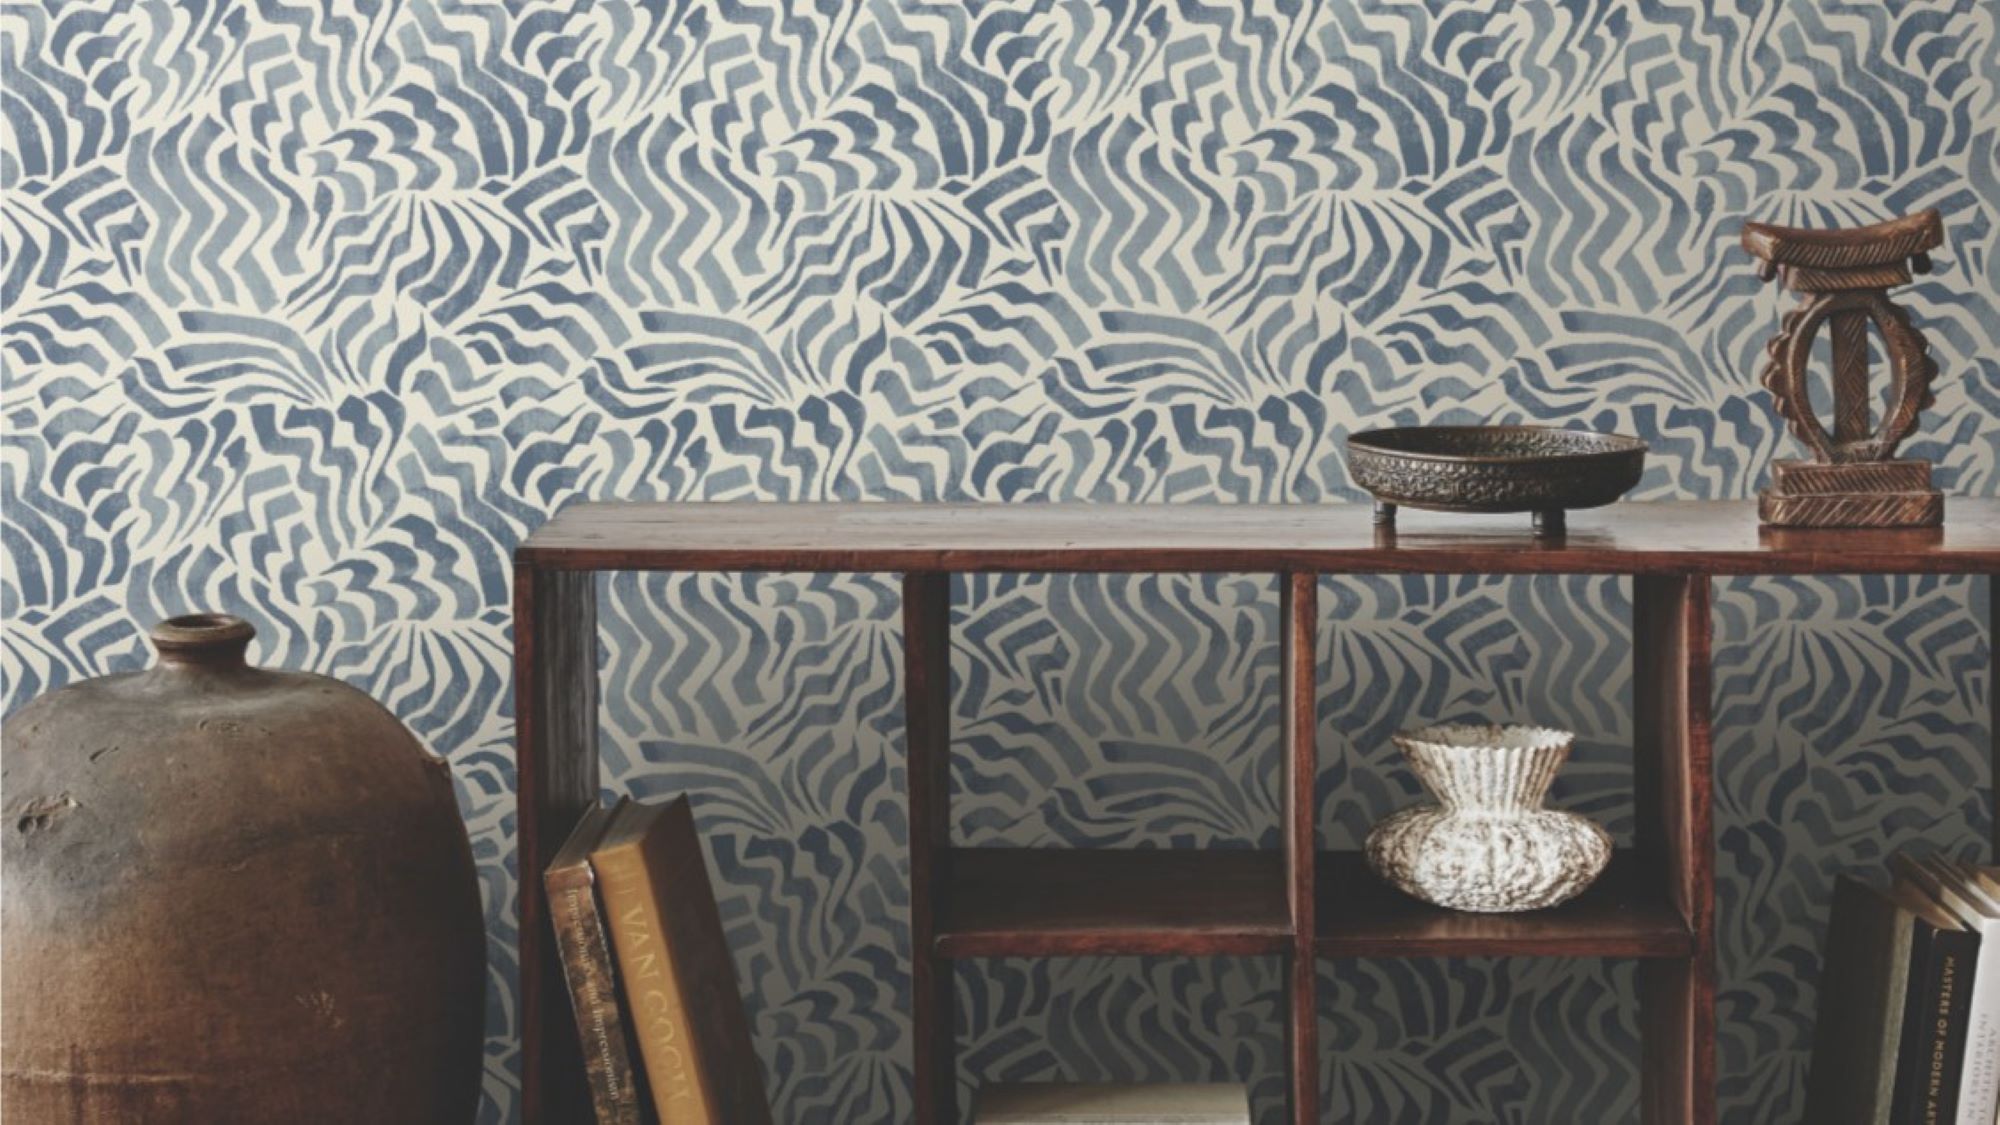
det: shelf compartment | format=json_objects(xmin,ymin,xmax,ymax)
[
  {"xmin": 934, "ymin": 847, "xmax": 1291, "ymax": 957},
  {"xmin": 1313, "ymin": 851, "xmax": 1692, "ymax": 959}
]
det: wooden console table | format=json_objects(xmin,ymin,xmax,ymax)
[{"xmin": 513, "ymin": 500, "xmax": 2000, "ymax": 1124}]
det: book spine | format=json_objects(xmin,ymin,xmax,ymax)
[
  {"xmin": 653, "ymin": 808, "xmax": 772, "ymax": 1125},
  {"xmin": 545, "ymin": 863, "xmax": 644, "ymax": 1125},
  {"xmin": 1953, "ymin": 926, "xmax": 2000, "ymax": 1125},
  {"xmin": 1894, "ymin": 927, "xmax": 1940, "ymax": 1125},
  {"xmin": 1806, "ymin": 878, "xmax": 1912, "ymax": 1123},
  {"xmin": 1900, "ymin": 928, "xmax": 1980, "ymax": 1125},
  {"xmin": 594, "ymin": 841, "xmax": 717, "ymax": 1123},
  {"xmin": 1928, "ymin": 930, "xmax": 1981, "ymax": 1125}
]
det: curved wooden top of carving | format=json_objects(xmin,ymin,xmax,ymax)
[{"xmin": 1741, "ymin": 209, "xmax": 1942, "ymax": 270}]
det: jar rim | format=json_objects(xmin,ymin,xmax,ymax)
[
  {"xmin": 151, "ymin": 614, "xmax": 256, "ymax": 660},
  {"xmin": 1392, "ymin": 722, "xmax": 1572, "ymax": 755}
]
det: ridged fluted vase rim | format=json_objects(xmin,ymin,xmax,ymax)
[
  {"xmin": 1390, "ymin": 722, "xmax": 1573, "ymax": 757},
  {"xmin": 1391, "ymin": 722, "xmax": 1575, "ymax": 812}
]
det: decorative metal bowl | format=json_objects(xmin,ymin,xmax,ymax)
[{"xmin": 1345, "ymin": 425, "xmax": 1647, "ymax": 536}]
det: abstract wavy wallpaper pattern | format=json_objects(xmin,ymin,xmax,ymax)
[{"xmin": 5, "ymin": 1, "xmax": 1999, "ymax": 1122}]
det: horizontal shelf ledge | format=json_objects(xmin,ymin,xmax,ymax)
[
  {"xmin": 1315, "ymin": 851, "xmax": 1693, "ymax": 959},
  {"xmin": 517, "ymin": 499, "xmax": 2000, "ymax": 575},
  {"xmin": 933, "ymin": 847, "xmax": 1291, "ymax": 957}
]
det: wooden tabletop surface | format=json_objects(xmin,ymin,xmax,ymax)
[{"xmin": 516, "ymin": 499, "xmax": 2000, "ymax": 574}]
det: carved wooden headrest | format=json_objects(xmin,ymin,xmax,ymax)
[
  {"xmin": 1741, "ymin": 210, "xmax": 1942, "ymax": 268},
  {"xmin": 1740, "ymin": 209, "xmax": 1942, "ymax": 291}
]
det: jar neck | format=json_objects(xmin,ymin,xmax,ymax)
[
  {"xmin": 1434, "ymin": 791, "xmax": 1542, "ymax": 814},
  {"xmin": 1412, "ymin": 747, "xmax": 1563, "ymax": 813},
  {"xmin": 150, "ymin": 614, "xmax": 255, "ymax": 671}
]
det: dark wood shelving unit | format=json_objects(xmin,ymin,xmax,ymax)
[{"xmin": 514, "ymin": 500, "xmax": 2000, "ymax": 1124}]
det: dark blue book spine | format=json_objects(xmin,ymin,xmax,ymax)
[{"xmin": 1895, "ymin": 923, "xmax": 1980, "ymax": 1125}]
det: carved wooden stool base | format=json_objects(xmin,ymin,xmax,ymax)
[
  {"xmin": 1759, "ymin": 459, "xmax": 1943, "ymax": 527},
  {"xmin": 1741, "ymin": 210, "xmax": 1947, "ymax": 531}
]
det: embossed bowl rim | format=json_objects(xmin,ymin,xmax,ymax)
[
  {"xmin": 1347, "ymin": 424, "xmax": 1648, "ymax": 463},
  {"xmin": 1391, "ymin": 722, "xmax": 1574, "ymax": 756}
]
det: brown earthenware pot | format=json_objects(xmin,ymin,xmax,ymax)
[{"xmin": 1, "ymin": 614, "xmax": 485, "ymax": 1123}]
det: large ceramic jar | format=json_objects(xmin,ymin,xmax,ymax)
[
  {"xmin": 2, "ymin": 614, "xmax": 485, "ymax": 1122},
  {"xmin": 1365, "ymin": 722, "xmax": 1611, "ymax": 913}
]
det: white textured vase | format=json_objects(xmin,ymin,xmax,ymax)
[{"xmin": 1364, "ymin": 723, "xmax": 1611, "ymax": 913}]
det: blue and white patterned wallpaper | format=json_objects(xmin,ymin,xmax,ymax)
[{"xmin": 5, "ymin": 1, "xmax": 1999, "ymax": 1122}]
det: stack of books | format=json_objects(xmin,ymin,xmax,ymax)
[
  {"xmin": 975, "ymin": 1082, "xmax": 1250, "ymax": 1124},
  {"xmin": 1807, "ymin": 853, "xmax": 2000, "ymax": 1125},
  {"xmin": 544, "ymin": 796, "xmax": 771, "ymax": 1125}
]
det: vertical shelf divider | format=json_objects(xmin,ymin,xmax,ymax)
[
  {"xmin": 1282, "ymin": 573, "xmax": 1321, "ymax": 1125},
  {"xmin": 1633, "ymin": 574, "xmax": 1717, "ymax": 1125},
  {"xmin": 905, "ymin": 572, "xmax": 957, "ymax": 1124},
  {"xmin": 513, "ymin": 565, "xmax": 603, "ymax": 1125}
]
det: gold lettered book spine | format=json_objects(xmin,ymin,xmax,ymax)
[
  {"xmin": 544, "ymin": 800, "xmax": 644, "ymax": 1120},
  {"xmin": 545, "ymin": 844, "xmax": 645, "ymax": 1125},
  {"xmin": 593, "ymin": 817, "xmax": 716, "ymax": 1124}
]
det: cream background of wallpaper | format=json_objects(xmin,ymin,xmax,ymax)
[{"xmin": 4, "ymin": 1, "xmax": 1999, "ymax": 1122}]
